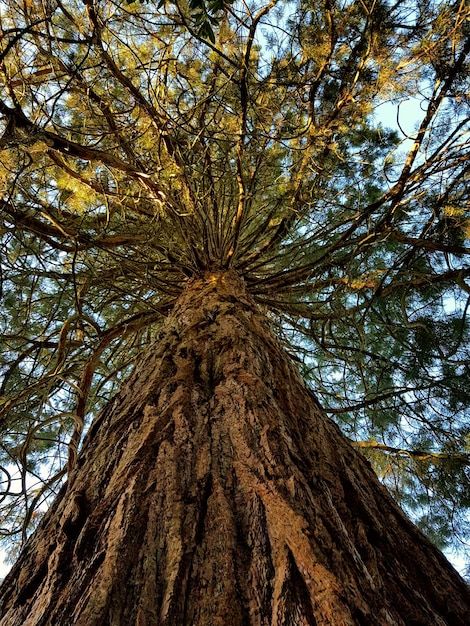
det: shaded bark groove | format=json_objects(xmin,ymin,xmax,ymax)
[{"xmin": 0, "ymin": 271, "xmax": 468, "ymax": 625}]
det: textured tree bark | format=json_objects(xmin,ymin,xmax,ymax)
[{"xmin": 0, "ymin": 271, "xmax": 469, "ymax": 625}]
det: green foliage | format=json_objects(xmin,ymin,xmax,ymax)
[
  {"xmin": 0, "ymin": 0, "xmax": 469, "ymax": 570},
  {"xmin": 129, "ymin": 0, "xmax": 234, "ymax": 42},
  {"xmin": 186, "ymin": 0, "xmax": 231, "ymax": 42}
]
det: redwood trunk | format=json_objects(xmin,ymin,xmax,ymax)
[{"xmin": 0, "ymin": 271, "xmax": 468, "ymax": 625}]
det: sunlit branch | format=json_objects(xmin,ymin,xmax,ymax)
[{"xmin": 351, "ymin": 441, "xmax": 470, "ymax": 465}]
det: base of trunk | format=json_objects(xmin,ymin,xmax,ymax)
[{"xmin": 1, "ymin": 272, "xmax": 469, "ymax": 625}]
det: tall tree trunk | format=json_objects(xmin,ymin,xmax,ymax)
[{"xmin": 0, "ymin": 271, "xmax": 468, "ymax": 625}]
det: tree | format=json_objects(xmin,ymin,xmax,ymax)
[{"xmin": 0, "ymin": 0, "xmax": 469, "ymax": 622}]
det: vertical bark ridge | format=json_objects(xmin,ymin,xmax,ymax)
[{"xmin": 0, "ymin": 271, "xmax": 468, "ymax": 625}]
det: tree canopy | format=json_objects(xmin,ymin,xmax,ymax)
[{"xmin": 0, "ymin": 0, "xmax": 469, "ymax": 569}]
